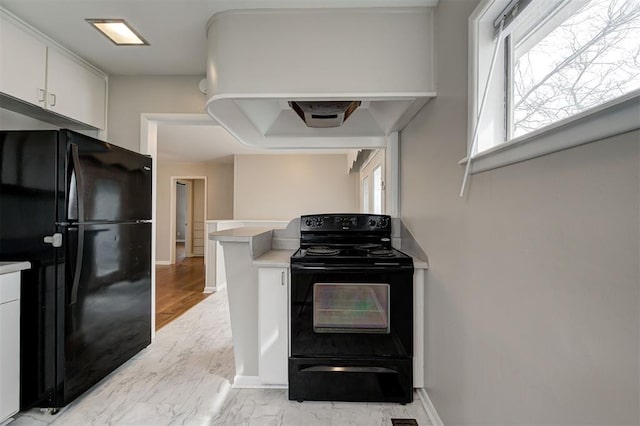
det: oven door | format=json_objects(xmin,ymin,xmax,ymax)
[{"xmin": 290, "ymin": 264, "xmax": 413, "ymax": 359}]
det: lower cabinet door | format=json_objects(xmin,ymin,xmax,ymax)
[
  {"xmin": 258, "ymin": 267, "xmax": 288, "ymax": 385},
  {"xmin": 0, "ymin": 299, "xmax": 20, "ymax": 422}
]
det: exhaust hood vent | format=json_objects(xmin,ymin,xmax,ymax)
[{"xmin": 289, "ymin": 101, "xmax": 361, "ymax": 128}]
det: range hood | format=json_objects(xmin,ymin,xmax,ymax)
[
  {"xmin": 205, "ymin": 7, "xmax": 437, "ymax": 149},
  {"xmin": 289, "ymin": 101, "xmax": 361, "ymax": 128}
]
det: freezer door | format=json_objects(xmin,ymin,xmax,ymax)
[
  {"xmin": 63, "ymin": 130, "xmax": 151, "ymax": 223},
  {"xmin": 62, "ymin": 222, "xmax": 151, "ymax": 405}
]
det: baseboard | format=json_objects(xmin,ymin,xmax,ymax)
[
  {"xmin": 416, "ymin": 388, "xmax": 444, "ymax": 426},
  {"xmin": 232, "ymin": 375, "xmax": 287, "ymax": 389},
  {"xmin": 1, "ymin": 417, "xmax": 15, "ymax": 426},
  {"xmin": 204, "ymin": 281, "xmax": 226, "ymax": 294},
  {"xmin": 155, "ymin": 260, "xmax": 171, "ymax": 265}
]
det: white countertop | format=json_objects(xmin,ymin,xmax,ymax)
[
  {"xmin": 413, "ymin": 258, "xmax": 429, "ymax": 269},
  {"xmin": 0, "ymin": 261, "xmax": 31, "ymax": 275},
  {"xmin": 252, "ymin": 250, "xmax": 427, "ymax": 269},
  {"xmin": 252, "ymin": 250, "xmax": 296, "ymax": 267},
  {"xmin": 208, "ymin": 227, "xmax": 273, "ymax": 242}
]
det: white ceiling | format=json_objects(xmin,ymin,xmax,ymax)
[
  {"xmin": 1, "ymin": 0, "xmax": 435, "ymax": 160},
  {"xmin": 1, "ymin": 0, "xmax": 439, "ymax": 76}
]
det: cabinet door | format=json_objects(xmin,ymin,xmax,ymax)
[
  {"xmin": 0, "ymin": 16, "xmax": 47, "ymax": 106},
  {"xmin": 258, "ymin": 267, "xmax": 288, "ymax": 385},
  {"xmin": 46, "ymin": 48, "xmax": 106, "ymax": 129},
  {"xmin": 0, "ymin": 300, "xmax": 20, "ymax": 422}
]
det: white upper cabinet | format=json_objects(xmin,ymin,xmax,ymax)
[
  {"xmin": 46, "ymin": 48, "xmax": 106, "ymax": 129},
  {"xmin": 0, "ymin": 11, "xmax": 107, "ymax": 130},
  {"xmin": 0, "ymin": 16, "xmax": 47, "ymax": 106}
]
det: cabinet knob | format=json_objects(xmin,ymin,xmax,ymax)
[
  {"xmin": 49, "ymin": 93, "xmax": 57, "ymax": 107},
  {"xmin": 281, "ymin": 271, "xmax": 285, "ymax": 286},
  {"xmin": 37, "ymin": 88, "xmax": 46, "ymax": 103}
]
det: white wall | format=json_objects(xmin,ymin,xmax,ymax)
[
  {"xmin": 156, "ymin": 159, "xmax": 233, "ymax": 263},
  {"xmin": 400, "ymin": 0, "xmax": 639, "ymax": 424},
  {"xmin": 234, "ymin": 154, "xmax": 358, "ymax": 220}
]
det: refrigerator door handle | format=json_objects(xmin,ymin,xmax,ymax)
[
  {"xmin": 69, "ymin": 224, "xmax": 85, "ymax": 305},
  {"xmin": 69, "ymin": 143, "xmax": 86, "ymax": 222},
  {"xmin": 43, "ymin": 233, "xmax": 63, "ymax": 248}
]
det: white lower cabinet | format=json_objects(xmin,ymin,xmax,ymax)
[
  {"xmin": 0, "ymin": 272, "xmax": 21, "ymax": 423},
  {"xmin": 258, "ymin": 267, "xmax": 288, "ymax": 385}
]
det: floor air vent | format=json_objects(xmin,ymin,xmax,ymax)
[{"xmin": 391, "ymin": 419, "xmax": 419, "ymax": 426}]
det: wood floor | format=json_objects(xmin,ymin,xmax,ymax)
[{"xmin": 155, "ymin": 243, "xmax": 211, "ymax": 330}]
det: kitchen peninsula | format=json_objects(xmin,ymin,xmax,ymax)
[{"xmin": 209, "ymin": 218, "xmax": 428, "ymax": 390}]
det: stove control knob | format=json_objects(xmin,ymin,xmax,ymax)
[
  {"xmin": 369, "ymin": 219, "xmax": 376, "ymax": 227},
  {"xmin": 305, "ymin": 219, "xmax": 312, "ymax": 226}
]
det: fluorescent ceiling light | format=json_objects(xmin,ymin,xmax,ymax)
[{"xmin": 86, "ymin": 19, "xmax": 149, "ymax": 45}]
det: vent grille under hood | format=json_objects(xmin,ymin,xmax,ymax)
[{"xmin": 288, "ymin": 101, "xmax": 361, "ymax": 128}]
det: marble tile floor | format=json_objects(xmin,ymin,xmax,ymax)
[{"xmin": 11, "ymin": 287, "xmax": 430, "ymax": 426}]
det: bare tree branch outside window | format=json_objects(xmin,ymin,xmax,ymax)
[{"xmin": 513, "ymin": 0, "xmax": 640, "ymax": 137}]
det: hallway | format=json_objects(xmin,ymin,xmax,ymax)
[{"xmin": 155, "ymin": 243, "xmax": 210, "ymax": 330}]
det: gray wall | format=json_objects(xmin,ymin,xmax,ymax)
[
  {"xmin": 108, "ymin": 75, "xmax": 205, "ymax": 152},
  {"xmin": 234, "ymin": 154, "xmax": 358, "ymax": 220},
  {"xmin": 399, "ymin": 0, "xmax": 640, "ymax": 424},
  {"xmin": 156, "ymin": 159, "xmax": 234, "ymax": 263}
]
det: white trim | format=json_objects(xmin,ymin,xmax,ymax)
[
  {"xmin": 386, "ymin": 132, "xmax": 400, "ymax": 218},
  {"xmin": 467, "ymin": 0, "xmax": 640, "ymax": 175},
  {"xmin": 232, "ymin": 375, "xmax": 287, "ymax": 389},
  {"xmin": 416, "ymin": 388, "xmax": 444, "ymax": 426},
  {"xmin": 203, "ymin": 279, "xmax": 226, "ymax": 294},
  {"xmin": 461, "ymin": 93, "xmax": 640, "ymax": 173},
  {"xmin": 155, "ymin": 261, "xmax": 171, "ymax": 266},
  {"xmin": 140, "ymin": 112, "xmax": 215, "ymax": 340}
]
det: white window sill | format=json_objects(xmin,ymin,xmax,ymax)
[{"xmin": 460, "ymin": 91, "xmax": 640, "ymax": 174}]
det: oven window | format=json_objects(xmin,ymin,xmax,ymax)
[{"xmin": 313, "ymin": 283, "xmax": 390, "ymax": 334}]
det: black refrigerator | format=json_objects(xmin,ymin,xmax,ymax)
[{"xmin": 0, "ymin": 129, "xmax": 152, "ymax": 410}]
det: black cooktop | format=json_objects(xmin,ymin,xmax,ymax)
[
  {"xmin": 291, "ymin": 214, "xmax": 414, "ymax": 266},
  {"xmin": 291, "ymin": 245, "xmax": 413, "ymax": 265}
]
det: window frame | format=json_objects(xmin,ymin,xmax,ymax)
[
  {"xmin": 360, "ymin": 150, "xmax": 385, "ymax": 214},
  {"xmin": 466, "ymin": 0, "xmax": 640, "ymax": 174}
]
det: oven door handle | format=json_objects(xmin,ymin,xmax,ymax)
[
  {"xmin": 300, "ymin": 366, "xmax": 398, "ymax": 374},
  {"xmin": 291, "ymin": 265, "xmax": 414, "ymax": 272}
]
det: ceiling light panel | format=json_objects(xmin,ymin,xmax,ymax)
[{"xmin": 86, "ymin": 19, "xmax": 149, "ymax": 46}]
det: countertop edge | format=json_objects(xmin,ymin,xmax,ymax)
[
  {"xmin": 0, "ymin": 261, "xmax": 32, "ymax": 275},
  {"xmin": 208, "ymin": 227, "xmax": 274, "ymax": 242},
  {"xmin": 252, "ymin": 249, "xmax": 295, "ymax": 267}
]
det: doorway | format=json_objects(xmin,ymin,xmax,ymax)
[
  {"xmin": 175, "ymin": 180, "xmax": 188, "ymax": 261},
  {"xmin": 169, "ymin": 176, "xmax": 207, "ymax": 265}
]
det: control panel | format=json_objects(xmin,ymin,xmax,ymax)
[{"xmin": 300, "ymin": 214, "xmax": 391, "ymax": 232}]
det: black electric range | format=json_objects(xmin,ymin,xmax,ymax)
[{"xmin": 288, "ymin": 214, "xmax": 414, "ymax": 404}]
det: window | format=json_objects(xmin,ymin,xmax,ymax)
[
  {"xmin": 360, "ymin": 150, "xmax": 385, "ymax": 214},
  {"xmin": 372, "ymin": 165, "xmax": 383, "ymax": 214},
  {"xmin": 468, "ymin": 0, "xmax": 640, "ymax": 173},
  {"xmin": 362, "ymin": 176, "xmax": 370, "ymax": 213}
]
